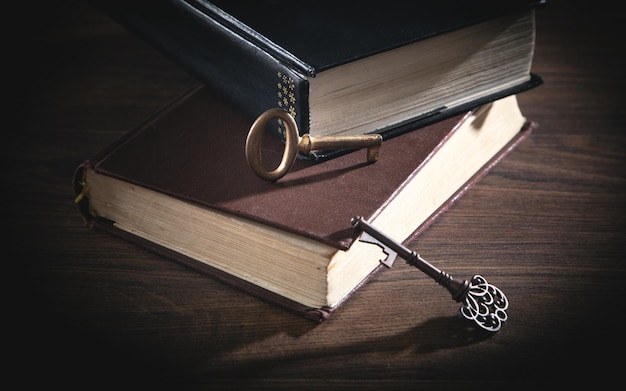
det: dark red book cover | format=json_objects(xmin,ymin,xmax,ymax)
[{"xmin": 74, "ymin": 85, "xmax": 533, "ymax": 321}]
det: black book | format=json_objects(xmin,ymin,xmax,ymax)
[{"xmin": 92, "ymin": 0, "xmax": 544, "ymax": 148}]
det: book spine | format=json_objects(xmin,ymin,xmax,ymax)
[{"xmin": 97, "ymin": 0, "xmax": 310, "ymax": 139}]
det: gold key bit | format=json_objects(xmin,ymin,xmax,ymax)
[{"xmin": 245, "ymin": 108, "xmax": 382, "ymax": 181}]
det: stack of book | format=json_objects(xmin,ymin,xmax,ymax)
[{"xmin": 76, "ymin": 0, "xmax": 544, "ymax": 321}]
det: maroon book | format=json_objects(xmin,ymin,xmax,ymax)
[{"xmin": 74, "ymin": 85, "xmax": 534, "ymax": 321}]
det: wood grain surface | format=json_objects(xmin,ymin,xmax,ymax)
[{"xmin": 8, "ymin": 1, "xmax": 625, "ymax": 389}]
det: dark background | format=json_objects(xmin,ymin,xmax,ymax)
[{"xmin": 8, "ymin": 1, "xmax": 625, "ymax": 389}]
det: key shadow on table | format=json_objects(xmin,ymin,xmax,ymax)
[
  {"xmin": 24, "ymin": 295, "xmax": 491, "ymax": 387},
  {"xmin": 180, "ymin": 315, "xmax": 498, "ymax": 391},
  {"xmin": 20, "ymin": 224, "xmax": 493, "ymax": 389}
]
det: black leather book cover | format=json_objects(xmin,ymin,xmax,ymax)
[
  {"xmin": 90, "ymin": 0, "xmax": 544, "ymax": 152},
  {"xmin": 205, "ymin": 0, "xmax": 546, "ymax": 73}
]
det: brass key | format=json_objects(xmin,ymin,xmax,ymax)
[{"xmin": 245, "ymin": 108, "xmax": 382, "ymax": 181}]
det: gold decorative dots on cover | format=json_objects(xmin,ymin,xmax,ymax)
[{"xmin": 276, "ymin": 71, "xmax": 297, "ymax": 137}]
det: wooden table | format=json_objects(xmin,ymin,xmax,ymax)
[{"xmin": 9, "ymin": 1, "xmax": 625, "ymax": 389}]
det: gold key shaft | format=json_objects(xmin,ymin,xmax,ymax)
[{"xmin": 245, "ymin": 108, "xmax": 382, "ymax": 181}]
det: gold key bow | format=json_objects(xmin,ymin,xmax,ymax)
[{"xmin": 245, "ymin": 108, "xmax": 382, "ymax": 181}]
